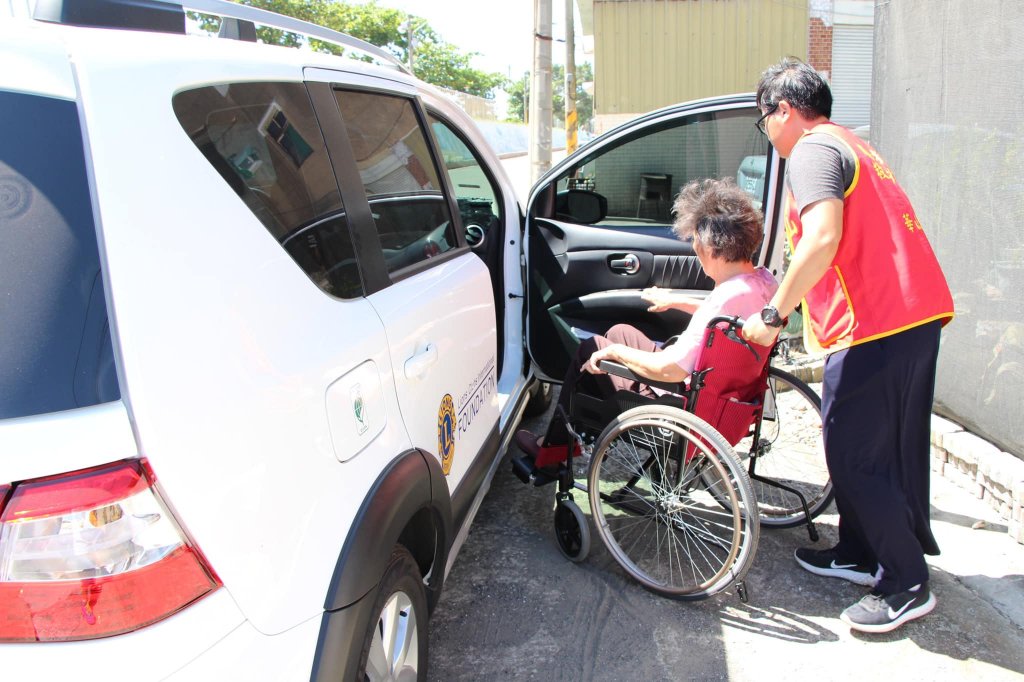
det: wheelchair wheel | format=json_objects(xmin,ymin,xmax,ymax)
[
  {"xmin": 734, "ymin": 367, "xmax": 834, "ymax": 528},
  {"xmin": 587, "ymin": 404, "xmax": 758, "ymax": 600},
  {"xmin": 553, "ymin": 496, "xmax": 590, "ymax": 562}
]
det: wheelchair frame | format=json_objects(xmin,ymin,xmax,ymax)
[{"xmin": 525, "ymin": 316, "xmax": 831, "ymax": 601}]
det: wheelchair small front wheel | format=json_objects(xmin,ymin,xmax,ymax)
[{"xmin": 553, "ymin": 497, "xmax": 590, "ymax": 562}]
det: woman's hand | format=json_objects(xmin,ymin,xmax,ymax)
[
  {"xmin": 583, "ymin": 345, "xmax": 617, "ymax": 374},
  {"xmin": 641, "ymin": 286, "xmax": 674, "ymax": 312},
  {"xmin": 641, "ymin": 287, "xmax": 700, "ymax": 313}
]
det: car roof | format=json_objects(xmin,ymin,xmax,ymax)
[{"xmin": 8, "ymin": 0, "xmax": 429, "ymax": 94}]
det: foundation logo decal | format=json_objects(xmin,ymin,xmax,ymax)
[
  {"xmin": 351, "ymin": 384, "xmax": 368, "ymax": 435},
  {"xmin": 437, "ymin": 394, "xmax": 456, "ymax": 475}
]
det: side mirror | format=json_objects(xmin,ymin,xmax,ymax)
[{"xmin": 555, "ymin": 189, "xmax": 608, "ymax": 224}]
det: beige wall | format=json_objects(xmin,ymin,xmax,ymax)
[{"xmin": 593, "ymin": 0, "xmax": 808, "ymax": 131}]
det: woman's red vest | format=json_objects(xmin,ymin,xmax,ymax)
[{"xmin": 785, "ymin": 123, "xmax": 954, "ymax": 353}]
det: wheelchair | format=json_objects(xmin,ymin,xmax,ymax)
[{"xmin": 514, "ymin": 316, "xmax": 832, "ymax": 601}]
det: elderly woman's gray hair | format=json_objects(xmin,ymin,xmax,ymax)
[{"xmin": 671, "ymin": 178, "xmax": 764, "ymax": 263}]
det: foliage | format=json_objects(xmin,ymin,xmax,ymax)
[
  {"xmin": 194, "ymin": 0, "xmax": 506, "ymax": 98},
  {"xmin": 506, "ymin": 62, "xmax": 594, "ymax": 131}
]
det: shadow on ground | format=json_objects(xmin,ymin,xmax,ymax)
[{"xmin": 427, "ymin": 389, "xmax": 1024, "ymax": 680}]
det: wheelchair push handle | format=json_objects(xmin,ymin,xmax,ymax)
[
  {"xmin": 706, "ymin": 315, "xmax": 744, "ymax": 332},
  {"xmin": 705, "ymin": 315, "xmax": 761, "ymax": 361}
]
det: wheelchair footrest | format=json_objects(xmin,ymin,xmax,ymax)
[{"xmin": 510, "ymin": 455, "xmax": 560, "ymax": 487}]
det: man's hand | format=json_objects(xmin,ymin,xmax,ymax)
[{"xmin": 742, "ymin": 313, "xmax": 782, "ymax": 346}]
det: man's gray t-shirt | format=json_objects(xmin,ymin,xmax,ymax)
[{"xmin": 785, "ymin": 133, "xmax": 857, "ymax": 214}]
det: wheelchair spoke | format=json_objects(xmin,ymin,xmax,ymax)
[
  {"xmin": 589, "ymin": 409, "xmax": 756, "ymax": 598},
  {"xmin": 734, "ymin": 369, "xmax": 833, "ymax": 527}
]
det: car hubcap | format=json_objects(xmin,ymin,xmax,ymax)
[{"xmin": 364, "ymin": 591, "xmax": 418, "ymax": 682}]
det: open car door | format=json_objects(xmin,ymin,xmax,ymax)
[{"xmin": 524, "ymin": 94, "xmax": 786, "ymax": 381}]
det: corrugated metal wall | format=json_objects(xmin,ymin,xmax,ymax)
[
  {"xmin": 594, "ymin": 0, "xmax": 808, "ymax": 116},
  {"xmin": 875, "ymin": 1, "xmax": 1024, "ymax": 457}
]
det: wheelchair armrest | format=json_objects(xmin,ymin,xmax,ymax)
[{"xmin": 597, "ymin": 360, "xmax": 686, "ymax": 394}]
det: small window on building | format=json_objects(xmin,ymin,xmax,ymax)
[
  {"xmin": 172, "ymin": 82, "xmax": 362, "ymax": 299},
  {"xmin": 334, "ymin": 90, "xmax": 457, "ymax": 273}
]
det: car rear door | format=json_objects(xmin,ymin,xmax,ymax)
[
  {"xmin": 524, "ymin": 95, "xmax": 785, "ymax": 381},
  {"xmin": 306, "ymin": 71, "xmax": 499, "ymax": 502}
]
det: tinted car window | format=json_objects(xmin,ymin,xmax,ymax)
[
  {"xmin": 0, "ymin": 91, "xmax": 119, "ymax": 419},
  {"xmin": 428, "ymin": 115, "xmax": 503, "ymax": 244},
  {"xmin": 173, "ymin": 83, "xmax": 362, "ymax": 298},
  {"xmin": 556, "ymin": 108, "xmax": 770, "ymax": 223},
  {"xmin": 335, "ymin": 90, "xmax": 457, "ymax": 273}
]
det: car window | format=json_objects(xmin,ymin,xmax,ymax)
[
  {"xmin": 334, "ymin": 90, "xmax": 457, "ymax": 273},
  {"xmin": 172, "ymin": 82, "xmax": 362, "ymax": 299},
  {"xmin": 428, "ymin": 115, "xmax": 503, "ymax": 244},
  {"xmin": 0, "ymin": 91, "xmax": 119, "ymax": 419},
  {"xmin": 555, "ymin": 108, "xmax": 770, "ymax": 225}
]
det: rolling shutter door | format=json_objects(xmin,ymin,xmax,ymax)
[{"xmin": 830, "ymin": 24, "xmax": 873, "ymax": 128}]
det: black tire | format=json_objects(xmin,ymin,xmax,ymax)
[
  {"xmin": 522, "ymin": 380, "xmax": 553, "ymax": 418},
  {"xmin": 553, "ymin": 496, "xmax": 591, "ymax": 562},
  {"xmin": 357, "ymin": 546, "xmax": 428, "ymax": 682},
  {"xmin": 587, "ymin": 405, "xmax": 759, "ymax": 600},
  {"xmin": 733, "ymin": 367, "xmax": 834, "ymax": 527}
]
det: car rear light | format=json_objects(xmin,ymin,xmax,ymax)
[{"xmin": 0, "ymin": 459, "xmax": 220, "ymax": 642}]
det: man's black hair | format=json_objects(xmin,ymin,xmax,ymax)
[{"xmin": 756, "ymin": 57, "xmax": 832, "ymax": 119}]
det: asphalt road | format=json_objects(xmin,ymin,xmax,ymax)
[{"xmin": 427, "ymin": 387, "xmax": 1024, "ymax": 681}]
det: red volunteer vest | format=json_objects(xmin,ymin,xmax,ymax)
[{"xmin": 785, "ymin": 123, "xmax": 954, "ymax": 353}]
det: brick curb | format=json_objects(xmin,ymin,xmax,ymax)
[
  {"xmin": 781, "ymin": 357, "xmax": 1024, "ymax": 545},
  {"xmin": 931, "ymin": 414, "xmax": 1024, "ymax": 545}
]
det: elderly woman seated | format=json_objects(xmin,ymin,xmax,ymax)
[{"xmin": 514, "ymin": 177, "xmax": 779, "ymax": 481}]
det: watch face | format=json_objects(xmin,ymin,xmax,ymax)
[{"xmin": 761, "ymin": 306, "xmax": 782, "ymax": 327}]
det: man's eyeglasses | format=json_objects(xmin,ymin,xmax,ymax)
[{"xmin": 755, "ymin": 104, "xmax": 778, "ymax": 135}]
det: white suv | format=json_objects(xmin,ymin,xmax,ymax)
[{"xmin": 0, "ymin": 0, "xmax": 785, "ymax": 679}]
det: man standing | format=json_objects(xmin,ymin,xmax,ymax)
[{"xmin": 743, "ymin": 58, "xmax": 954, "ymax": 633}]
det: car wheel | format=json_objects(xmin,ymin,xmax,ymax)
[
  {"xmin": 357, "ymin": 546, "xmax": 428, "ymax": 682},
  {"xmin": 522, "ymin": 380, "xmax": 553, "ymax": 418}
]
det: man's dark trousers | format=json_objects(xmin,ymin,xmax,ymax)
[{"xmin": 821, "ymin": 320, "xmax": 942, "ymax": 595}]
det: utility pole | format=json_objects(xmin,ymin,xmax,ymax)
[
  {"xmin": 529, "ymin": 0, "xmax": 552, "ymax": 185},
  {"xmin": 405, "ymin": 17, "xmax": 415, "ymax": 73},
  {"xmin": 565, "ymin": 0, "xmax": 578, "ymax": 154}
]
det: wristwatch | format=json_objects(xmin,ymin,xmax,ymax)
[{"xmin": 760, "ymin": 305, "xmax": 786, "ymax": 328}]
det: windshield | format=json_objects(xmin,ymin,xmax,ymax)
[{"xmin": 0, "ymin": 91, "xmax": 119, "ymax": 419}]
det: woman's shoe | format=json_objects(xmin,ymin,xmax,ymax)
[{"xmin": 514, "ymin": 430, "xmax": 580, "ymax": 468}]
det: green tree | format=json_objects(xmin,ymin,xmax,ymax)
[
  {"xmin": 505, "ymin": 63, "xmax": 594, "ymax": 131},
  {"xmin": 196, "ymin": 0, "xmax": 506, "ymax": 98}
]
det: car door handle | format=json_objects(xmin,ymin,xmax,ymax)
[
  {"xmin": 610, "ymin": 253, "xmax": 640, "ymax": 274},
  {"xmin": 404, "ymin": 342, "xmax": 438, "ymax": 380}
]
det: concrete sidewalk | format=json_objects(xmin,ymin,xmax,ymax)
[{"xmin": 428, "ymin": 388, "xmax": 1024, "ymax": 681}]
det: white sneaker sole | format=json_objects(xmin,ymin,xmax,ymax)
[
  {"xmin": 841, "ymin": 592, "xmax": 937, "ymax": 634},
  {"xmin": 793, "ymin": 550, "xmax": 880, "ymax": 587}
]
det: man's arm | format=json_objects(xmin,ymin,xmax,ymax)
[{"xmin": 743, "ymin": 197, "xmax": 843, "ymax": 345}]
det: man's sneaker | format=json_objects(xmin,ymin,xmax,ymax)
[
  {"xmin": 840, "ymin": 583, "xmax": 936, "ymax": 633},
  {"xmin": 794, "ymin": 547, "xmax": 881, "ymax": 587}
]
